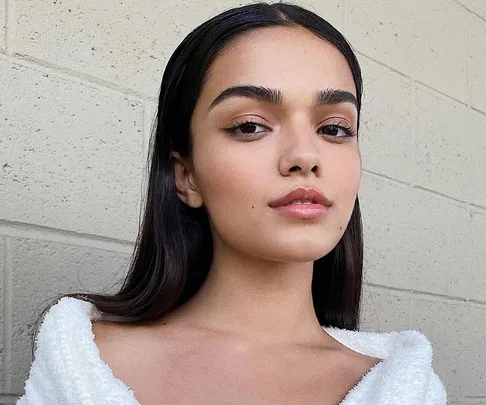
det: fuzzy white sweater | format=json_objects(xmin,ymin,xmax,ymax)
[{"xmin": 16, "ymin": 297, "xmax": 447, "ymax": 404}]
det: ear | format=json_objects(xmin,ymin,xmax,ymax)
[{"xmin": 171, "ymin": 152, "xmax": 204, "ymax": 208}]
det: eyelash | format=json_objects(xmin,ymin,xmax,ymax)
[{"xmin": 225, "ymin": 118, "xmax": 357, "ymax": 139}]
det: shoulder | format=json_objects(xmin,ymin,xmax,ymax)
[
  {"xmin": 16, "ymin": 296, "xmax": 140, "ymax": 405},
  {"xmin": 91, "ymin": 313, "xmax": 154, "ymax": 381},
  {"xmin": 323, "ymin": 326, "xmax": 447, "ymax": 403},
  {"xmin": 32, "ymin": 296, "xmax": 99, "ymax": 367},
  {"xmin": 16, "ymin": 296, "xmax": 96, "ymax": 404},
  {"xmin": 323, "ymin": 326, "xmax": 434, "ymax": 360},
  {"xmin": 32, "ymin": 296, "xmax": 102, "ymax": 364}
]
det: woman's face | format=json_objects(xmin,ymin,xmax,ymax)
[{"xmin": 176, "ymin": 25, "xmax": 361, "ymax": 263}]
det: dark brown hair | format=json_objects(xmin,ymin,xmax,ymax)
[{"xmin": 32, "ymin": 1, "xmax": 364, "ymax": 355}]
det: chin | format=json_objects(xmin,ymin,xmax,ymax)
[{"xmin": 256, "ymin": 240, "xmax": 339, "ymax": 263}]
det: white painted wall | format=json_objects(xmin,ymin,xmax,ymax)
[{"xmin": 0, "ymin": 0, "xmax": 485, "ymax": 403}]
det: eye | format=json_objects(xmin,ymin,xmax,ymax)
[
  {"xmin": 318, "ymin": 122, "xmax": 357, "ymax": 138},
  {"xmin": 225, "ymin": 118, "xmax": 269, "ymax": 136},
  {"xmin": 224, "ymin": 118, "xmax": 358, "ymax": 139}
]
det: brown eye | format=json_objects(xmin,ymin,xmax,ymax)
[
  {"xmin": 319, "ymin": 124, "xmax": 356, "ymax": 138},
  {"xmin": 226, "ymin": 119, "xmax": 269, "ymax": 136}
]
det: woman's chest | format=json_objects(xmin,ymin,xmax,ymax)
[
  {"xmin": 112, "ymin": 347, "xmax": 373, "ymax": 405},
  {"xmin": 93, "ymin": 322, "xmax": 379, "ymax": 405}
]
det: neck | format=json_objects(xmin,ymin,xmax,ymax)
[{"xmin": 168, "ymin": 243, "xmax": 329, "ymax": 346}]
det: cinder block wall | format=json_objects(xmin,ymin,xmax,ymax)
[{"xmin": 0, "ymin": 0, "xmax": 484, "ymax": 403}]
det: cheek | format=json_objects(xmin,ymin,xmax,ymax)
[
  {"xmin": 327, "ymin": 140, "xmax": 360, "ymax": 180},
  {"xmin": 193, "ymin": 144, "xmax": 264, "ymax": 220},
  {"xmin": 331, "ymin": 148, "xmax": 361, "ymax": 221},
  {"xmin": 194, "ymin": 148, "xmax": 269, "ymax": 253},
  {"xmin": 338, "ymin": 152, "xmax": 361, "ymax": 197}
]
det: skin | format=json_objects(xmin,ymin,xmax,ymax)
[
  {"xmin": 170, "ymin": 24, "xmax": 361, "ymax": 345},
  {"xmin": 93, "ymin": 26, "xmax": 379, "ymax": 405}
]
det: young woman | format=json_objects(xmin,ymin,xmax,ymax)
[{"xmin": 17, "ymin": 2, "xmax": 446, "ymax": 404}]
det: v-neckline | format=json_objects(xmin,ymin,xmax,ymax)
[{"xmin": 85, "ymin": 303, "xmax": 385, "ymax": 405}]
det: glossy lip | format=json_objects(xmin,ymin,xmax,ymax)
[
  {"xmin": 268, "ymin": 187, "xmax": 332, "ymax": 208},
  {"xmin": 271, "ymin": 203, "xmax": 329, "ymax": 219}
]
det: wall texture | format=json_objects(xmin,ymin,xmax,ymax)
[{"xmin": 0, "ymin": 0, "xmax": 485, "ymax": 403}]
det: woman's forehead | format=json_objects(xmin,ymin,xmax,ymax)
[{"xmin": 199, "ymin": 26, "xmax": 356, "ymax": 109}]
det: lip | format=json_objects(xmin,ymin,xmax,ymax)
[
  {"xmin": 268, "ymin": 187, "xmax": 332, "ymax": 208},
  {"xmin": 271, "ymin": 203, "xmax": 329, "ymax": 219}
]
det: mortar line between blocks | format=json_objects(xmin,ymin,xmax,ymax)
[
  {"xmin": 408, "ymin": 291, "xmax": 414, "ymax": 329},
  {"xmin": 356, "ymin": 51, "xmax": 477, "ymax": 111},
  {"xmin": 466, "ymin": 203, "xmax": 472, "ymax": 295},
  {"xmin": 143, "ymin": 102, "xmax": 154, "ymax": 163},
  {"xmin": 141, "ymin": 103, "xmax": 153, "ymax": 211},
  {"xmin": 467, "ymin": 13, "xmax": 471, "ymax": 107},
  {"xmin": 0, "ymin": 220, "xmax": 134, "ymax": 253},
  {"xmin": 0, "ymin": 394, "xmax": 20, "ymax": 403},
  {"xmin": 411, "ymin": 185, "xmax": 469, "ymax": 206},
  {"xmin": 367, "ymin": 282, "xmax": 486, "ymax": 306},
  {"xmin": 3, "ymin": 0, "xmax": 6, "ymax": 53},
  {"xmin": 452, "ymin": 0, "xmax": 486, "ymax": 23},
  {"xmin": 470, "ymin": 106, "xmax": 486, "ymax": 116},
  {"xmin": 414, "ymin": 79, "xmax": 469, "ymax": 107},
  {"xmin": 5, "ymin": 53, "xmax": 157, "ymax": 104},
  {"xmin": 410, "ymin": 80, "xmax": 416, "ymax": 188},
  {"xmin": 342, "ymin": 0, "xmax": 347, "ymax": 34},
  {"xmin": 448, "ymin": 397, "xmax": 486, "ymax": 404},
  {"xmin": 361, "ymin": 169, "xmax": 409, "ymax": 187},
  {"xmin": 3, "ymin": 237, "xmax": 13, "ymax": 392},
  {"xmin": 5, "ymin": 0, "xmax": 15, "ymax": 56},
  {"xmin": 142, "ymin": 104, "xmax": 147, "ymax": 162},
  {"xmin": 470, "ymin": 203, "xmax": 486, "ymax": 212},
  {"xmin": 354, "ymin": 51, "xmax": 411, "ymax": 80}
]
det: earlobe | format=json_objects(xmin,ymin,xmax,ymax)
[{"xmin": 171, "ymin": 152, "xmax": 204, "ymax": 208}]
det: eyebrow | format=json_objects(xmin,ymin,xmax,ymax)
[{"xmin": 208, "ymin": 85, "xmax": 358, "ymax": 111}]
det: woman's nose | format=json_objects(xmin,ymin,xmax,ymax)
[{"xmin": 278, "ymin": 124, "xmax": 323, "ymax": 177}]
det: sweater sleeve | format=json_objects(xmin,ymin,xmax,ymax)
[
  {"xmin": 15, "ymin": 300, "xmax": 71, "ymax": 405},
  {"xmin": 424, "ymin": 368, "xmax": 447, "ymax": 405},
  {"xmin": 15, "ymin": 297, "xmax": 142, "ymax": 405}
]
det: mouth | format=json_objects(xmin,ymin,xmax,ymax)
[
  {"xmin": 268, "ymin": 187, "xmax": 332, "ymax": 219},
  {"xmin": 270, "ymin": 202, "xmax": 330, "ymax": 219},
  {"xmin": 268, "ymin": 187, "xmax": 332, "ymax": 208}
]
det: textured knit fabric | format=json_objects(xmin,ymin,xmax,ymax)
[{"xmin": 16, "ymin": 296, "xmax": 447, "ymax": 404}]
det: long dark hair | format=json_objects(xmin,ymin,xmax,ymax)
[{"xmin": 33, "ymin": 1, "xmax": 364, "ymax": 354}]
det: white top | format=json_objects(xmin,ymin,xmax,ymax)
[{"xmin": 16, "ymin": 296, "xmax": 447, "ymax": 404}]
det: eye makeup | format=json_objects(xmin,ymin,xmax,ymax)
[{"xmin": 224, "ymin": 117, "xmax": 357, "ymax": 139}]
